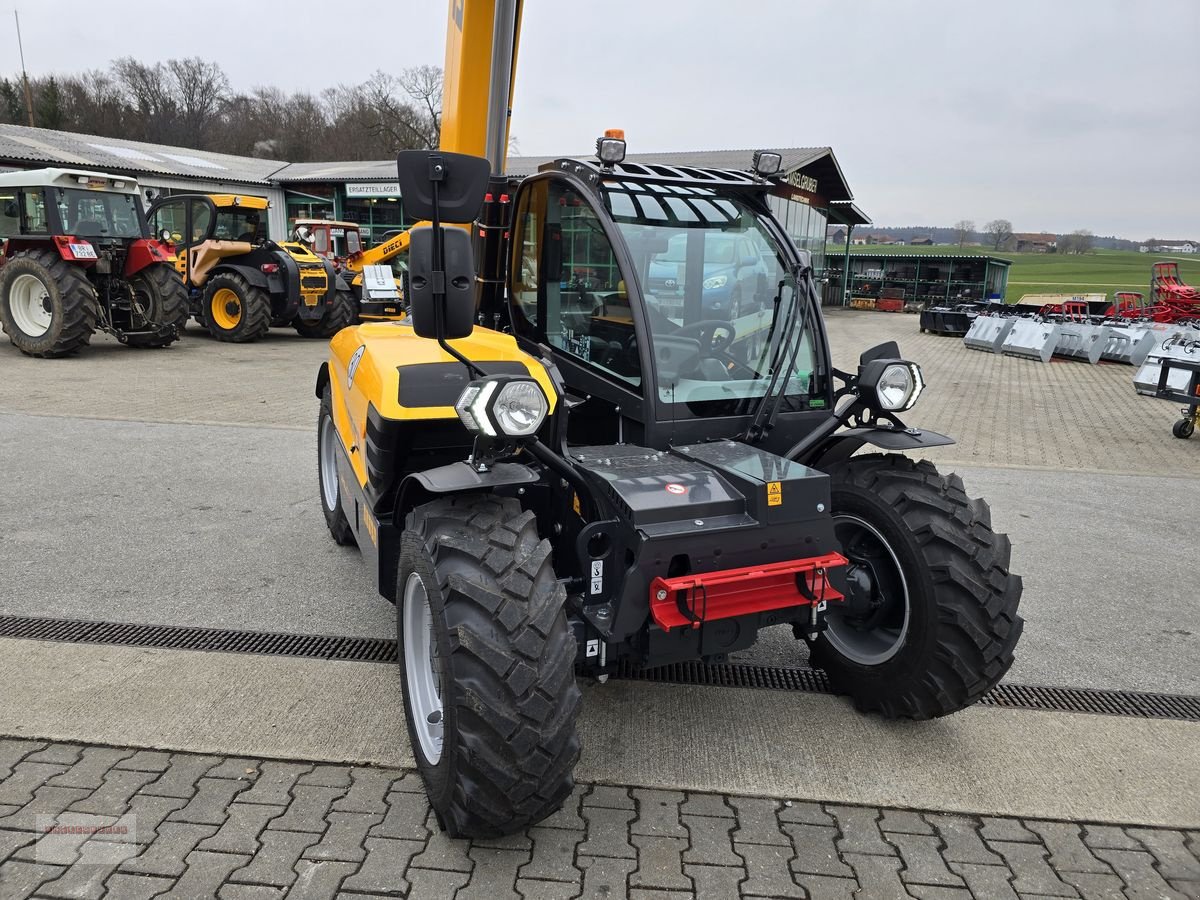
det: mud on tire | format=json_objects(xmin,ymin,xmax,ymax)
[
  {"xmin": 0, "ymin": 250, "xmax": 97, "ymax": 357},
  {"xmin": 811, "ymin": 453, "xmax": 1023, "ymax": 719},
  {"xmin": 294, "ymin": 290, "xmax": 355, "ymax": 339},
  {"xmin": 398, "ymin": 494, "xmax": 581, "ymax": 837}
]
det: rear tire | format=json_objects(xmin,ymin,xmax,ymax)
[
  {"xmin": 317, "ymin": 386, "xmax": 356, "ymax": 546},
  {"xmin": 0, "ymin": 250, "xmax": 96, "ymax": 357},
  {"xmin": 398, "ymin": 494, "xmax": 581, "ymax": 837},
  {"xmin": 294, "ymin": 290, "xmax": 355, "ymax": 339},
  {"xmin": 202, "ymin": 272, "xmax": 271, "ymax": 343},
  {"xmin": 810, "ymin": 454, "xmax": 1023, "ymax": 719},
  {"xmin": 126, "ymin": 264, "xmax": 189, "ymax": 348}
]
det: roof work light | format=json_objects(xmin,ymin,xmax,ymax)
[
  {"xmin": 752, "ymin": 150, "xmax": 783, "ymax": 177},
  {"xmin": 596, "ymin": 129, "xmax": 627, "ymax": 168}
]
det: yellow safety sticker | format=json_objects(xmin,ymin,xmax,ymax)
[{"xmin": 767, "ymin": 481, "xmax": 782, "ymax": 507}]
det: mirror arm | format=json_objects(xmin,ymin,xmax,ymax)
[{"xmin": 428, "ymin": 162, "xmax": 486, "ymax": 379}]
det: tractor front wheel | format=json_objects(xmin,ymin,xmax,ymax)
[
  {"xmin": 294, "ymin": 290, "xmax": 355, "ymax": 339},
  {"xmin": 398, "ymin": 494, "xmax": 581, "ymax": 837},
  {"xmin": 126, "ymin": 264, "xmax": 189, "ymax": 348},
  {"xmin": 0, "ymin": 250, "xmax": 97, "ymax": 357},
  {"xmin": 202, "ymin": 272, "xmax": 272, "ymax": 342},
  {"xmin": 810, "ymin": 454, "xmax": 1023, "ymax": 719}
]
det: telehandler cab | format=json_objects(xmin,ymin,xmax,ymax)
[{"xmin": 316, "ymin": 142, "xmax": 1023, "ymax": 837}]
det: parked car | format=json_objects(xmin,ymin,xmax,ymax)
[{"xmin": 647, "ymin": 231, "xmax": 771, "ymax": 319}]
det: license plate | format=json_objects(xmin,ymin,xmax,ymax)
[{"xmin": 69, "ymin": 243, "xmax": 97, "ymax": 259}]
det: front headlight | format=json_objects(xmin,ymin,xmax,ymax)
[
  {"xmin": 703, "ymin": 275, "xmax": 728, "ymax": 290},
  {"xmin": 873, "ymin": 362, "xmax": 924, "ymax": 411},
  {"xmin": 455, "ymin": 376, "xmax": 550, "ymax": 438}
]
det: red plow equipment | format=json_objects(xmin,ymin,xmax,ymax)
[{"xmin": 1149, "ymin": 262, "xmax": 1200, "ymax": 323}]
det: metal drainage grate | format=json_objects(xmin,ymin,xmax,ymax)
[
  {"xmin": 2, "ymin": 614, "xmax": 1198, "ymax": 722},
  {"xmin": 0, "ymin": 615, "xmax": 397, "ymax": 663}
]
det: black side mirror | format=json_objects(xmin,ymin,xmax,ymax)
[
  {"xmin": 395, "ymin": 150, "xmax": 490, "ymax": 224},
  {"xmin": 408, "ymin": 226, "xmax": 475, "ymax": 340}
]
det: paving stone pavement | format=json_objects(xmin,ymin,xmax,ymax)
[
  {"xmin": 2, "ymin": 310, "xmax": 1194, "ymax": 477},
  {"xmin": 0, "ymin": 740, "xmax": 1195, "ymax": 899}
]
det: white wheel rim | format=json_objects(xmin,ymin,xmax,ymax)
[
  {"xmin": 318, "ymin": 415, "xmax": 339, "ymax": 511},
  {"xmin": 403, "ymin": 572, "xmax": 444, "ymax": 764},
  {"xmin": 8, "ymin": 273, "xmax": 52, "ymax": 337}
]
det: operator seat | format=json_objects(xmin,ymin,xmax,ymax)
[{"xmin": 73, "ymin": 219, "xmax": 107, "ymax": 237}]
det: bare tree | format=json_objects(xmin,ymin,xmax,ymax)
[
  {"xmin": 1059, "ymin": 229, "xmax": 1094, "ymax": 255},
  {"xmin": 168, "ymin": 58, "xmax": 229, "ymax": 149},
  {"xmin": 398, "ymin": 64, "xmax": 442, "ymax": 140},
  {"xmin": 112, "ymin": 58, "xmax": 178, "ymax": 142},
  {"xmin": 985, "ymin": 219, "xmax": 1012, "ymax": 251},
  {"xmin": 953, "ymin": 219, "xmax": 974, "ymax": 248}
]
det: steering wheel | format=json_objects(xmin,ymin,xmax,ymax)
[{"xmin": 676, "ymin": 320, "xmax": 736, "ymax": 354}]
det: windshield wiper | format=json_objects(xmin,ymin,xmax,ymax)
[{"xmin": 742, "ymin": 264, "xmax": 815, "ymax": 443}]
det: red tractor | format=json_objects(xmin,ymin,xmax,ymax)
[{"xmin": 0, "ymin": 168, "xmax": 187, "ymax": 357}]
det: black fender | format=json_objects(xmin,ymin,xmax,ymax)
[
  {"xmin": 315, "ymin": 362, "xmax": 330, "ymax": 399},
  {"xmin": 211, "ymin": 263, "xmax": 271, "ymax": 291},
  {"xmin": 334, "ymin": 272, "xmax": 350, "ymax": 292},
  {"xmin": 394, "ymin": 460, "xmax": 540, "ymax": 526},
  {"xmin": 803, "ymin": 426, "xmax": 955, "ymax": 470}
]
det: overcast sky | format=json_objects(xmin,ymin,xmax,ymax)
[{"xmin": 11, "ymin": 0, "xmax": 1199, "ymax": 238}]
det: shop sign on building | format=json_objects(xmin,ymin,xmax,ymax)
[{"xmin": 345, "ymin": 182, "xmax": 402, "ymax": 198}]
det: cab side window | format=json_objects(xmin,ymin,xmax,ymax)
[
  {"xmin": 509, "ymin": 179, "xmax": 640, "ymax": 387},
  {"xmin": 21, "ymin": 189, "xmax": 48, "ymax": 234},
  {"xmin": 149, "ymin": 199, "xmax": 187, "ymax": 244},
  {"xmin": 0, "ymin": 193, "xmax": 18, "ymax": 238}
]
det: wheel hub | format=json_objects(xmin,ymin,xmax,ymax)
[{"xmin": 824, "ymin": 513, "xmax": 912, "ymax": 665}]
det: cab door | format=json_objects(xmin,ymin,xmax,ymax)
[{"xmin": 507, "ymin": 173, "xmax": 649, "ymax": 445}]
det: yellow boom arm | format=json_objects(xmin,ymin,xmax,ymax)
[{"xmin": 345, "ymin": 0, "xmax": 522, "ymax": 275}]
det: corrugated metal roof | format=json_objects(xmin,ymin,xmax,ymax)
[
  {"xmin": 0, "ymin": 124, "xmax": 285, "ymax": 184},
  {"xmin": 270, "ymin": 159, "xmax": 399, "ymax": 182}
]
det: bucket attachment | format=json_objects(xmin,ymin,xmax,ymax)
[
  {"xmin": 1100, "ymin": 325, "xmax": 1159, "ymax": 366},
  {"xmin": 1134, "ymin": 336, "xmax": 1200, "ymax": 396},
  {"xmin": 963, "ymin": 314, "xmax": 1015, "ymax": 353},
  {"xmin": 1053, "ymin": 323, "xmax": 1110, "ymax": 364},
  {"xmin": 1001, "ymin": 318, "xmax": 1061, "ymax": 362}
]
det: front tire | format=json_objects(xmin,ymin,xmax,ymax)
[
  {"xmin": 202, "ymin": 272, "xmax": 272, "ymax": 342},
  {"xmin": 398, "ymin": 494, "xmax": 581, "ymax": 837},
  {"xmin": 126, "ymin": 264, "xmax": 189, "ymax": 348},
  {"xmin": 294, "ymin": 290, "xmax": 355, "ymax": 339},
  {"xmin": 810, "ymin": 454, "xmax": 1023, "ymax": 719},
  {"xmin": 0, "ymin": 250, "xmax": 97, "ymax": 357},
  {"xmin": 317, "ymin": 386, "xmax": 356, "ymax": 546}
]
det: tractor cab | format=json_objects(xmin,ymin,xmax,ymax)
[
  {"xmin": 292, "ymin": 219, "xmax": 364, "ymax": 266},
  {"xmin": 500, "ymin": 151, "xmax": 830, "ymax": 453}
]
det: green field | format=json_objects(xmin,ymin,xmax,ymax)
[{"xmin": 826, "ymin": 245, "xmax": 1200, "ymax": 303}]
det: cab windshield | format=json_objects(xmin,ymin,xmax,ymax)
[
  {"xmin": 214, "ymin": 208, "xmax": 266, "ymax": 242},
  {"xmin": 603, "ymin": 183, "xmax": 817, "ymax": 416}
]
